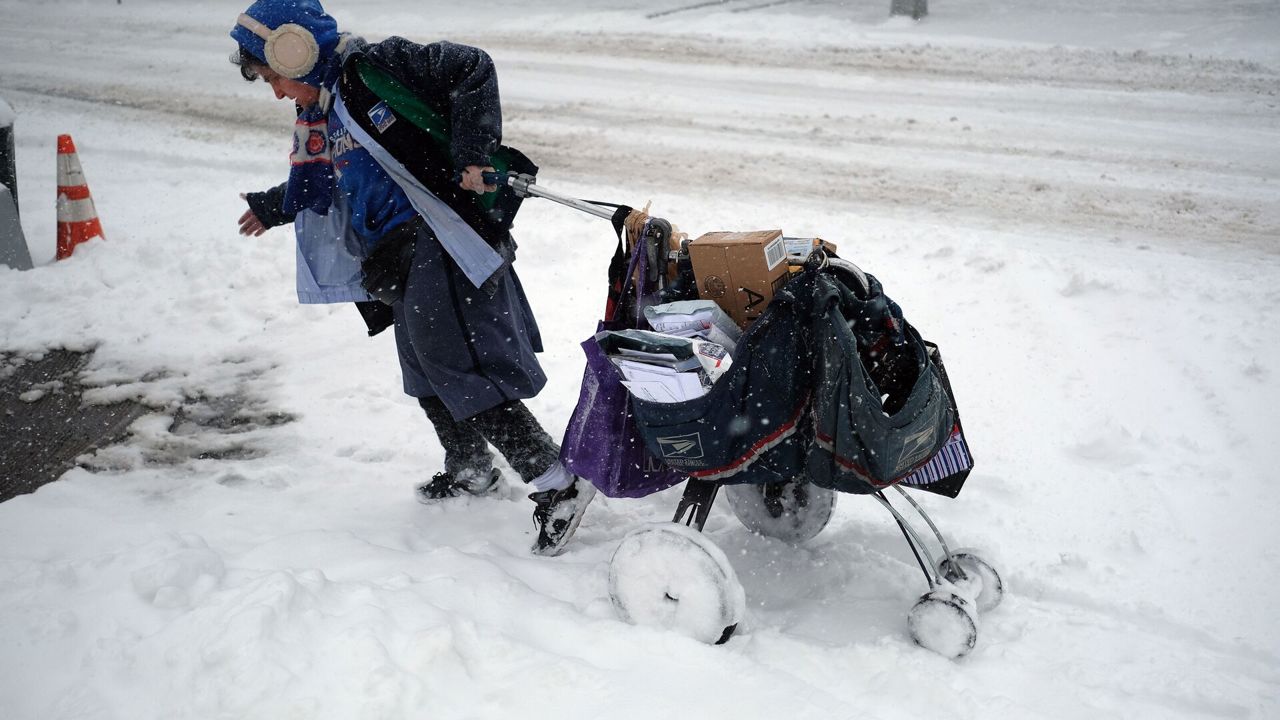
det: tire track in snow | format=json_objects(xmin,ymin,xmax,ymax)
[
  {"xmin": 471, "ymin": 31, "xmax": 1280, "ymax": 95},
  {"xmin": 478, "ymin": 36, "xmax": 1279, "ymax": 254},
  {"xmin": 507, "ymin": 100, "xmax": 1279, "ymax": 253}
]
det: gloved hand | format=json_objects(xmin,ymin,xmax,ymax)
[
  {"xmin": 237, "ymin": 183, "xmax": 292, "ymax": 235},
  {"xmin": 458, "ymin": 164, "xmax": 497, "ymax": 194},
  {"xmin": 237, "ymin": 195, "xmax": 269, "ymax": 236}
]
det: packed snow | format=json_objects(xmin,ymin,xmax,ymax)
[{"xmin": 1, "ymin": 0, "xmax": 1278, "ymax": 718}]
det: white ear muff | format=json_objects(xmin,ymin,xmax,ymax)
[
  {"xmin": 236, "ymin": 13, "xmax": 319, "ymax": 80},
  {"xmin": 265, "ymin": 23, "xmax": 320, "ymax": 79}
]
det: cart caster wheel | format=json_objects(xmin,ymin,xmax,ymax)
[
  {"xmin": 937, "ymin": 550, "xmax": 1004, "ymax": 613},
  {"xmin": 725, "ymin": 478, "xmax": 836, "ymax": 544},
  {"xmin": 908, "ymin": 588, "xmax": 978, "ymax": 659},
  {"xmin": 608, "ymin": 523, "xmax": 746, "ymax": 645}
]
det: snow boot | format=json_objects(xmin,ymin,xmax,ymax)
[
  {"xmin": 415, "ymin": 467, "xmax": 502, "ymax": 503},
  {"xmin": 529, "ymin": 475, "xmax": 597, "ymax": 556}
]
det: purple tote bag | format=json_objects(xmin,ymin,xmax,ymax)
[{"xmin": 559, "ymin": 228, "xmax": 686, "ymax": 498}]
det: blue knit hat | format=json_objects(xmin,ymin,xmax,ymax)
[{"xmin": 230, "ymin": 0, "xmax": 340, "ymax": 87}]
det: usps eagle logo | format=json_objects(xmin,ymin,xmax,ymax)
[
  {"xmin": 656, "ymin": 433, "xmax": 704, "ymax": 460},
  {"xmin": 367, "ymin": 101, "xmax": 397, "ymax": 133}
]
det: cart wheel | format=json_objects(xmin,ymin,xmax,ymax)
[
  {"xmin": 724, "ymin": 478, "xmax": 836, "ymax": 544},
  {"xmin": 908, "ymin": 588, "xmax": 978, "ymax": 659},
  {"xmin": 937, "ymin": 550, "xmax": 1004, "ymax": 613},
  {"xmin": 608, "ymin": 523, "xmax": 746, "ymax": 645}
]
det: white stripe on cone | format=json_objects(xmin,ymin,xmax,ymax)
[
  {"xmin": 56, "ymin": 196, "xmax": 99, "ymax": 223},
  {"xmin": 57, "ymin": 154, "xmax": 88, "ymax": 185}
]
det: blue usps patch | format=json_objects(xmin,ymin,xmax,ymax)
[
  {"xmin": 656, "ymin": 432, "xmax": 704, "ymax": 460},
  {"xmin": 367, "ymin": 101, "xmax": 397, "ymax": 133}
]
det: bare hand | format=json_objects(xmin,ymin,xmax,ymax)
[
  {"xmin": 459, "ymin": 165, "xmax": 497, "ymax": 195},
  {"xmin": 237, "ymin": 193, "xmax": 267, "ymax": 236}
]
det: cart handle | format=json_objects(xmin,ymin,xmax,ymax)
[{"xmin": 457, "ymin": 169, "xmax": 620, "ymax": 221}]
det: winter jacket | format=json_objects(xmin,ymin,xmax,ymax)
[{"xmin": 244, "ymin": 36, "xmax": 536, "ymax": 323}]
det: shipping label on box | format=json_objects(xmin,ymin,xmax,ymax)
[
  {"xmin": 687, "ymin": 229, "xmax": 790, "ymax": 328},
  {"xmin": 783, "ymin": 236, "xmax": 838, "ymax": 261}
]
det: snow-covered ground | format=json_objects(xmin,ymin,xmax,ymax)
[{"xmin": 2, "ymin": 0, "xmax": 1278, "ymax": 718}]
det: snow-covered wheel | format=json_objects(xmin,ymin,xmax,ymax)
[
  {"xmin": 724, "ymin": 478, "xmax": 836, "ymax": 544},
  {"xmin": 937, "ymin": 550, "xmax": 1004, "ymax": 613},
  {"xmin": 908, "ymin": 588, "xmax": 978, "ymax": 659},
  {"xmin": 608, "ymin": 523, "xmax": 746, "ymax": 645}
]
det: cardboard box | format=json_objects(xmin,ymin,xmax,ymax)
[{"xmin": 687, "ymin": 229, "xmax": 790, "ymax": 328}]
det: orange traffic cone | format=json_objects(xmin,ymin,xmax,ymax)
[{"xmin": 55, "ymin": 134, "xmax": 105, "ymax": 260}]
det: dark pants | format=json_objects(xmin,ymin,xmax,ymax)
[
  {"xmin": 393, "ymin": 223, "xmax": 558, "ymax": 483},
  {"xmin": 392, "ymin": 222, "xmax": 546, "ymax": 420},
  {"xmin": 419, "ymin": 396, "xmax": 560, "ymax": 484}
]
